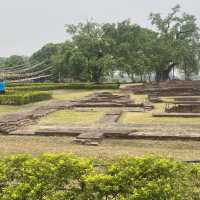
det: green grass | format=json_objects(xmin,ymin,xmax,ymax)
[
  {"xmin": 52, "ymin": 90, "xmax": 92, "ymax": 101},
  {"xmin": 38, "ymin": 109, "xmax": 105, "ymax": 125},
  {"xmin": 1, "ymin": 136, "xmax": 200, "ymax": 160},
  {"xmin": 0, "ymin": 105, "xmax": 20, "ymax": 115},
  {"xmin": 130, "ymin": 94, "xmax": 148, "ymax": 103},
  {"xmin": 121, "ymin": 95, "xmax": 200, "ymax": 124},
  {"xmin": 120, "ymin": 83, "xmax": 144, "ymax": 89},
  {"xmin": 120, "ymin": 112, "xmax": 200, "ymax": 124}
]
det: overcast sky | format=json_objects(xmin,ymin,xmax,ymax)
[{"xmin": 0, "ymin": 0, "xmax": 199, "ymax": 57}]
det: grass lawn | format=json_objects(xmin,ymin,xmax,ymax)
[
  {"xmin": 120, "ymin": 83, "xmax": 144, "ymax": 89},
  {"xmin": 0, "ymin": 90, "xmax": 94, "ymax": 115},
  {"xmin": 0, "ymin": 105, "xmax": 20, "ymax": 116},
  {"xmin": 121, "ymin": 95, "xmax": 200, "ymax": 124},
  {"xmin": 52, "ymin": 90, "xmax": 92, "ymax": 101},
  {"xmin": 38, "ymin": 109, "xmax": 105, "ymax": 125},
  {"xmin": 120, "ymin": 112, "xmax": 200, "ymax": 125},
  {"xmin": 1, "ymin": 136, "xmax": 200, "ymax": 161},
  {"xmin": 1, "ymin": 92, "xmax": 200, "ymax": 161},
  {"xmin": 130, "ymin": 94, "xmax": 148, "ymax": 103}
]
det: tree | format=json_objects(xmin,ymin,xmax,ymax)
[
  {"xmin": 150, "ymin": 5, "xmax": 200, "ymax": 81},
  {"xmin": 103, "ymin": 20, "xmax": 157, "ymax": 82},
  {"xmin": 68, "ymin": 49, "xmax": 88, "ymax": 81},
  {"xmin": 28, "ymin": 5, "xmax": 200, "ymax": 83},
  {"xmin": 4, "ymin": 55, "xmax": 27, "ymax": 68},
  {"xmin": 66, "ymin": 22, "xmax": 116, "ymax": 82},
  {"xmin": 30, "ymin": 42, "xmax": 74, "ymax": 82},
  {"xmin": 0, "ymin": 57, "xmax": 6, "ymax": 67}
]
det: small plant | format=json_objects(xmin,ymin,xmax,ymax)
[{"xmin": 0, "ymin": 91, "xmax": 52, "ymax": 105}]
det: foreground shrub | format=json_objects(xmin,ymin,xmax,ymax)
[
  {"xmin": 0, "ymin": 91, "xmax": 52, "ymax": 105},
  {"xmin": 0, "ymin": 154, "xmax": 199, "ymax": 200}
]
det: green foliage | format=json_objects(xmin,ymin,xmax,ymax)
[
  {"xmin": 149, "ymin": 4, "xmax": 200, "ymax": 80},
  {"xmin": 0, "ymin": 154, "xmax": 199, "ymax": 200},
  {"xmin": 30, "ymin": 42, "xmax": 75, "ymax": 82},
  {"xmin": 0, "ymin": 57, "xmax": 6, "ymax": 66},
  {"xmin": 102, "ymin": 20, "xmax": 157, "ymax": 82},
  {"xmin": 28, "ymin": 5, "xmax": 200, "ymax": 83},
  {"xmin": 1, "ymin": 6, "xmax": 199, "ymax": 83},
  {"xmin": 7, "ymin": 83, "xmax": 119, "ymax": 91},
  {"xmin": 3, "ymin": 55, "xmax": 28, "ymax": 68},
  {"xmin": 66, "ymin": 22, "xmax": 116, "ymax": 83},
  {"xmin": 0, "ymin": 91, "xmax": 52, "ymax": 105}
]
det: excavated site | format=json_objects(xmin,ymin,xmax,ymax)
[{"xmin": 1, "ymin": 81, "xmax": 200, "ymax": 146}]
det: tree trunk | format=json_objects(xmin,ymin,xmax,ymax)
[
  {"xmin": 140, "ymin": 74, "xmax": 143, "ymax": 82},
  {"xmin": 155, "ymin": 63, "xmax": 175, "ymax": 82},
  {"xmin": 91, "ymin": 65, "xmax": 102, "ymax": 83},
  {"xmin": 148, "ymin": 73, "xmax": 152, "ymax": 83},
  {"xmin": 130, "ymin": 73, "xmax": 135, "ymax": 83}
]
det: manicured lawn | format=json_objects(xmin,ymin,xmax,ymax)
[
  {"xmin": 120, "ymin": 111, "xmax": 200, "ymax": 124},
  {"xmin": 121, "ymin": 95, "xmax": 200, "ymax": 124},
  {"xmin": 130, "ymin": 94, "xmax": 148, "ymax": 103},
  {"xmin": 0, "ymin": 136, "xmax": 200, "ymax": 160},
  {"xmin": 38, "ymin": 109, "xmax": 105, "ymax": 125},
  {"xmin": 52, "ymin": 90, "xmax": 92, "ymax": 101},
  {"xmin": 0, "ymin": 90, "xmax": 94, "ymax": 115},
  {"xmin": 0, "ymin": 105, "xmax": 20, "ymax": 115},
  {"xmin": 1, "ymin": 92, "xmax": 200, "ymax": 161}
]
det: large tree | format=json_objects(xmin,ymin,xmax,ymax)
[
  {"xmin": 27, "ymin": 5, "xmax": 200, "ymax": 83},
  {"xmin": 66, "ymin": 22, "xmax": 115, "ymax": 82},
  {"xmin": 30, "ymin": 42, "xmax": 75, "ymax": 82},
  {"xmin": 102, "ymin": 20, "xmax": 158, "ymax": 82},
  {"xmin": 150, "ymin": 5, "xmax": 200, "ymax": 81},
  {"xmin": 4, "ymin": 55, "xmax": 27, "ymax": 68}
]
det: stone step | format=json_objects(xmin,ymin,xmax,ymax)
[
  {"xmin": 73, "ymin": 139, "xmax": 100, "ymax": 146},
  {"xmin": 35, "ymin": 128, "xmax": 81, "ymax": 137},
  {"xmin": 76, "ymin": 131, "xmax": 104, "ymax": 140},
  {"xmin": 128, "ymin": 132, "xmax": 200, "ymax": 141},
  {"xmin": 153, "ymin": 112, "xmax": 200, "ymax": 117}
]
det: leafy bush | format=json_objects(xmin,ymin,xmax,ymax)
[
  {"xmin": 0, "ymin": 91, "xmax": 52, "ymax": 105},
  {"xmin": 7, "ymin": 83, "xmax": 119, "ymax": 91},
  {"xmin": 0, "ymin": 154, "xmax": 199, "ymax": 200}
]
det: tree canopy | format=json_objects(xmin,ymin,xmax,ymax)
[
  {"xmin": 149, "ymin": 5, "xmax": 200, "ymax": 81},
  {"xmin": 3, "ymin": 5, "xmax": 200, "ymax": 83}
]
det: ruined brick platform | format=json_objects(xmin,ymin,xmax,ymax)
[
  {"xmin": 122, "ymin": 80, "xmax": 200, "ymax": 96},
  {"xmin": 9, "ymin": 125, "xmax": 200, "ymax": 146},
  {"xmin": 72, "ymin": 92, "xmax": 146, "ymax": 108},
  {"xmin": 153, "ymin": 112, "xmax": 200, "ymax": 117},
  {"xmin": 0, "ymin": 100, "xmax": 75, "ymax": 133}
]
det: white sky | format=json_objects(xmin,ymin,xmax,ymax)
[{"xmin": 0, "ymin": 0, "xmax": 199, "ymax": 57}]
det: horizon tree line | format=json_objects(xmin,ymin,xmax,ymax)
[{"xmin": 1, "ymin": 5, "xmax": 200, "ymax": 83}]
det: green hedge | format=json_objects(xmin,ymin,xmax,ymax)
[
  {"xmin": 7, "ymin": 82, "xmax": 59, "ymax": 87},
  {"xmin": 0, "ymin": 154, "xmax": 199, "ymax": 200},
  {"xmin": 7, "ymin": 83, "xmax": 119, "ymax": 91},
  {"xmin": 0, "ymin": 91, "xmax": 52, "ymax": 105}
]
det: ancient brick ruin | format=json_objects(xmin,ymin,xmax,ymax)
[
  {"xmin": 72, "ymin": 92, "xmax": 143, "ymax": 107},
  {"xmin": 122, "ymin": 80, "xmax": 200, "ymax": 97},
  {"xmin": 0, "ymin": 86, "xmax": 200, "ymax": 145}
]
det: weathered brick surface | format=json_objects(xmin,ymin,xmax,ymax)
[
  {"xmin": 122, "ymin": 80, "xmax": 200, "ymax": 96},
  {"xmin": 72, "ymin": 92, "xmax": 144, "ymax": 107}
]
